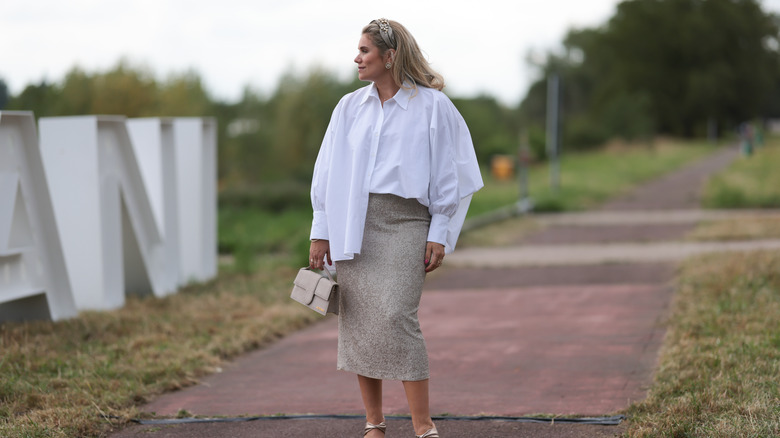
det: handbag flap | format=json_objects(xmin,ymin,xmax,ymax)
[
  {"xmin": 291, "ymin": 269, "xmax": 320, "ymax": 304},
  {"xmin": 314, "ymin": 279, "xmax": 337, "ymax": 300},
  {"xmin": 293, "ymin": 269, "xmax": 321, "ymax": 289}
]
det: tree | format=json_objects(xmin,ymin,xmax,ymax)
[
  {"xmin": 4, "ymin": 59, "xmax": 520, "ymax": 190},
  {"xmin": 0, "ymin": 78, "xmax": 8, "ymax": 109},
  {"xmin": 56, "ymin": 67, "xmax": 93, "ymax": 115},
  {"xmin": 7, "ymin": 81, "xmax": 60, "ymax": 117},
  {"xmin": 595, "ymin": 0, "xmax": 779, "ymax": 135},
  {"xmin": 268, "ymin": 68, "xmax": 361, "ymax": 182},
  {"xmin": 157, "ymin": 70, "xmax": 211, "ymax": 116},
  {"xmin": 215, "ymin": 86, "xmax": 275, "ymax": 186},
  {"xmin": 89, "ymin": 60, "xmax": 158, "ymax": 117},
  {"xmin": 451, "ymin": 95, "xmax": 520, "ymax": 164},
  {"xmin": 521, "ymin": 0, "xmax": 780, "ymax": 142}
]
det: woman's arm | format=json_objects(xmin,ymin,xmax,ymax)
[
  {"xmin": 309, "ymin": 239, "xmax": 332, "ymax": 270},
  {"xmin": 426, "ymin": 94, "xmax": 484, "ymax": 255},
  {"xmin": 310, "ymin": 98, "xmax": 347, "ymax": 243}
]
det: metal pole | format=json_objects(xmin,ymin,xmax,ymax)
[
  {"xmin": 546, "ymin": 73, "xmax": 560, "ymax": 190},
  {"xmin": 517, "ymin": 130, "xmax": 533, "ymax": 213},
  {"xmin": 707, "ymin": 117, "xmax": 717, "ymax": 144}
]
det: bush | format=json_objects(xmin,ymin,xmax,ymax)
[{"xmin": 564, "ymin": 115, "xmax": 608, "ymax": 150}]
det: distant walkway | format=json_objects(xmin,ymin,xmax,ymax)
[
  {"xmin": 599, "ymin": 146, "xmax": 739, "ymax": 210},
  {"xmin": 450, "ymin": 207, "xmax": 780, "ymax": 267},
  {"xmin": 448, "ymin": 238, "xmax": 780, "ymax": 267}
]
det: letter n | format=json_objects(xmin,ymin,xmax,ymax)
[{"xmin": 39, "ymin": 116, "xmax": 173, "ymax": 310}]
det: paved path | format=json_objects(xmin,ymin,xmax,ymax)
[
  {"xmin": 448, "ymin": 238, "xmax": 780, "ymax": 267},
  {"xmin": 113, "ymin": 145, "xmax": 775, "ymax": 437},
  {"xmin": 598, "ymin": 145, "xmax": 738, "ymax": 211}
]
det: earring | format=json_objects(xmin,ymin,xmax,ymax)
[{"xmin": 385, "ymin": 62, "xmax": 392, "ymax": 69}]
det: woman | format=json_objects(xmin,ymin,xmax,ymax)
[{"xmin": 309, "ymin": 18, "xmax": 483, "ymax": 438}]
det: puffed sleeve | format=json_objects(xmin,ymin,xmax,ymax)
[
  {"xmin": 310, "ymin": 100, "xmax": 343, "ymax": 240},
  {"xmin": 428, "ymin": 95, "xmax": 484, "ymax": 252}
]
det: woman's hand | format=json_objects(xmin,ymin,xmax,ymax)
[
  {"xmin": 309, "ymin": 240, "xmax": 332, "ymax": 270},
  {"xmin": 424, "ymin": 242, "xmax": 445, "ymax": 273}
]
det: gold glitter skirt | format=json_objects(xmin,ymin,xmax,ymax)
[{"xmin": 335, "ymin": 193, "xmax": 431, "ymax": 381}]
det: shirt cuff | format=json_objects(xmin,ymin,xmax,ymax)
[
  {"xmin": 310, "ymin": 210, "xmax": 329, "ymax": 240},
  {"xmin": 427, "ymin": 213, "xmax": 449, "ymax": 246}
]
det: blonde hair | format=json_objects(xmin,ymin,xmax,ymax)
[{"xmin": 362, "ymin": 19, "xmax": 445, "ymax": 92}]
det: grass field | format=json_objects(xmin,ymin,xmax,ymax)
[
  {"xmin": 701, "ymin": 137, "xmax": 780, "ymax": 209},
  {"xmin": 468, "ymin": 138, "xmax": 714, "ymax": 216},
  {"xmin": 624, "ymin": 137, "xmax": 780, "ymax": 437},
  {"xmin": 0, "ymin": 138, "xmax": 768, "ymax": 438},
  {"xmin": 0, "ymin": 265, "xmax": 315, "ymax": 437},
  {"xmin": 624, "ymin": 250, "xmax": 780, "ymax": 437}
]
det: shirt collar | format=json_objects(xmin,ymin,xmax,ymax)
[
  {"xmin": 359, "ymin": 84, "xmax": 378, "ymax": 106},
  {"xmin": 359, "ymin": 83, "xmax": 413, "ymax": 110},
  {"xmin": 394, "ymin": 85, "xmax": 413, "ymax": 110}
]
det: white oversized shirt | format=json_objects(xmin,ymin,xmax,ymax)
[{"xmin": 310, "ymin": 83, "xmax": 483, "ymax": 261}]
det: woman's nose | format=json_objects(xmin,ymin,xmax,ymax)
[{"xmin": 354, "ymin": 54, "xmax": 360, "ymax": 64}]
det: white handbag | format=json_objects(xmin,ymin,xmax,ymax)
[{"xmin": 290, "ymin": 267, "xmax": 339, "ymax": 315}]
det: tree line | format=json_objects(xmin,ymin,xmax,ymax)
[
  {"xmin": 1, "ymin": 0, "xmax": 779, "ymax": 192},
  {"xmin": 0, "ymin": 64, "xmax": 519, "ymax": 192},
  {"xmin": 521, "ymin": 0, "xmax": 780, "ymax": 148}
]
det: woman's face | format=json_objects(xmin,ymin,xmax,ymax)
[{"xmin": 355, "ymin": 33, "xmax": 389, "ymax": 83}]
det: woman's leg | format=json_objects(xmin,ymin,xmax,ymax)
[
  {"xmin": 403, "ymin": 379, "xmax": 436, "ymax": 435},
  {"xmin": 358, "ymin": 375, "xmax": 385, "ymax": 435}
]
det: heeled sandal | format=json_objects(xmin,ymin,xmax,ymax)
[
  {"xmin": 416, "ymin": 426, "xmax": 439, "ymax": 438},
  {"xmin": 364, "ymin": 420, "xmax": 387, "ymax": 436}
]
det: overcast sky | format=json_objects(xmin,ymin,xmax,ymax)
[{"xmin": 3, "ymin": 0, "xmax": 780, "ymax": 106}]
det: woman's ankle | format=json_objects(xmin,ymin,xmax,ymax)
[{"xmin": 413, "ymin": 419, "xmax": 435, "ymax": 435}]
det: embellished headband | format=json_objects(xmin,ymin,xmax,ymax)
[{"xmin": 374, "ymin": 18, "xmax": 396, "ymax": 49}]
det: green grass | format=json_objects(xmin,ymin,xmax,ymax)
[
  {"xmin": 702, "ymin": 138, "xmax": 780, "ymax": 209},
  {"xmin": 217, "ymin": 181, "xmax": 313, "ymax": 270},
  {"xmin": 468, "ymin": 138, "xmax": 715, "ymax": 217},
  {"xmin": 625, "ymin": 250, "xmax": 780, "ymax": 437},
  {"xmin": 218, "ymin": 206, "xmax": 311, "ymax": 270}
]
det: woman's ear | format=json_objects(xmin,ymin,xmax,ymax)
[{"xmin": 386, "ymin": 49, "xmax": 396, "ymax": 62}]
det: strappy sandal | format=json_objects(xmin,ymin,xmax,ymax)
[
  {"xmin": 416, "ymin": 426, "xmax": 439, "ymax": 438},
  {"xmin": 364, "ymin": 421, "xmax": 387, "ymax": 436}
]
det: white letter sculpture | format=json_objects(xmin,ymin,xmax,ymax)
[
  {"xmin": 172, "ymin": 118, "xmax": 218, "ymax": 283},
  {"xmin": 126, "ymin": 118, "xmax": 181, "ymax": 288},
  {"xmin": 0, "ymin": 114, "xmax": 217, "ymax": 319},
  {"xmin": 39, "ymin": 116, "xmax": 175, "ymax": 310},
  {"xmin": 0, "ymin": 111, "xmax": 77, "ymax": 321}
]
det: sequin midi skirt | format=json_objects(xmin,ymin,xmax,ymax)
[{"xmin": 335, "ymin": 193, "xmax": 431, "ymax": 381}]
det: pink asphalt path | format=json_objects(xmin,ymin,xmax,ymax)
[
  {"xmin": 112, "ymin": 147, "xmax": 741, "ymax": 437},
  {"xmin": 142, "ymin": 282, "xmax": 670, "ymax": 418}
]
